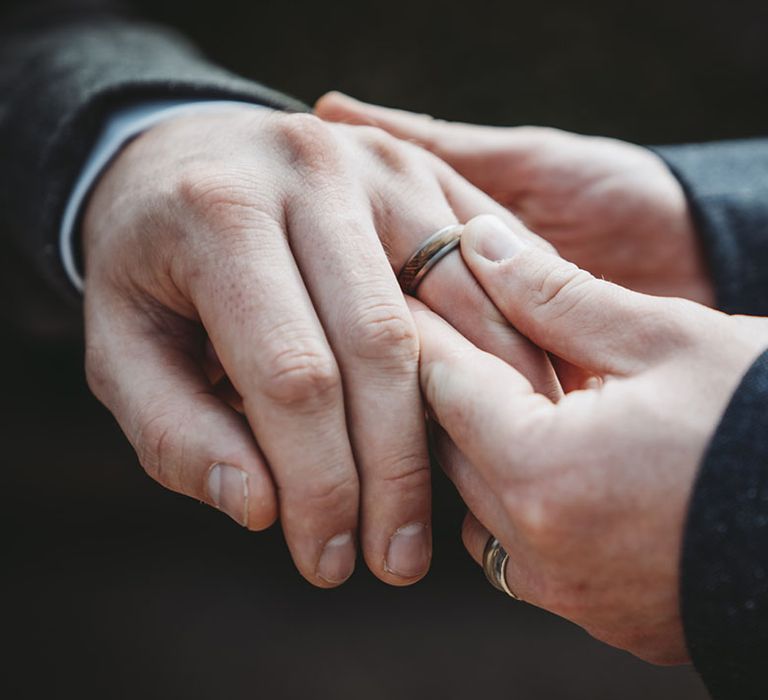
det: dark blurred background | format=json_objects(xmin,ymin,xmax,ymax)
[{"xmin": 6, "ymin": 0, "xmax": 768, "ymax": 697}]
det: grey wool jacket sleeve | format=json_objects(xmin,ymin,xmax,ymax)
[
  {"xmin": 655, "ymin": 141, "xmax": 768, "ymax": 699},
  {"xmin": 0, "ymin": 0, "xmax": 305, "ymax": 338},
  {"xmin": 655, "ymin": 139, "xmax": 768, "ymax": 317}
]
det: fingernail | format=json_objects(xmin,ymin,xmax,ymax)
[
  {"xmin": 469, "ymin": 215, "xmax": 527, "ymax": 262},
  {"xmin": 317, "ymin": 532, "xmax": 356, "ymax": 584},
  {"xmin": 208, "ymin": 463, "xmax": 249, "ymax": 526},
  {"xmin": 386, "ymin": 522, "xmax": 430, "ymax": 579}
]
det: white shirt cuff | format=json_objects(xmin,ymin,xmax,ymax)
[{"xmin": 60, "ymin": 99, "xmax": 268, "ymax": 292}]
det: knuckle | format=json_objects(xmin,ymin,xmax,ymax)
[
  {"xmin": 133, "ymin": 405, "xmax": 182, "ymax": 488},
  {"xmin": 291, "ymin": 467, "xmax": 358, "ymax": 512},
  {"xmin": 379, "ymin": 452, "xmax": 431, "ymax": 492},
  {"xmin": 503, "ymin": 481, "xmax": 592, "ymax": 614},
  {"xmin": 512, "ymin": 492, "xmax": 552, "ymax": 543},
  {"xmin": 261, "ymin": 347, "xmax": 341, "ymax": 408},
  {"xmin": 531, "ymin": 259, "xmax": 592, "ymax": 310},
  {"xmin": 173, "ymin": 165, "xmax": 275, "ymax": 236},
  {"xmin": 274, "ymin": 112, "xmax": 341, "ymax": 171},
  {"xmin": 529, "ymin": 259, "xmax": 596, "ymax": 324},
  {"xmin": 359, "ymin": 126, "xmax": 413, "ymax": 173},
  {"xmin": 506, "ymin": 486, "xmax": 565, "ymax": 551},
  {"xmin": 175, "ymin": 166, "xmax": 252, "ymax": 215},
  {"xmin": 172, "ymin": 166, "xmax": 282, "ymax": 273},
  {"xmin": 344, "ymin": 301, "xmax": 419, "ymax": 364}
]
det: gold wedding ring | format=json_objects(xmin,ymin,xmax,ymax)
[
  {"xmin": 397, "ymin": 224, "xmax": 464, "ymax": 295},
  {"xmin": 482, "ymin": 536, "xmax": 520, "ymax": 599}
]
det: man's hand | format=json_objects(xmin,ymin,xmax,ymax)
[
  {"xmin": 82, "ymin": 106, "xmax": 558, "ymax": 588},
  {"xmin": 316, "ymin": 93, "xmax": 714, "ymax": 306},
  {"xmin": 411, "ymin": 215, "xmax": 768, "ymax": 662}
]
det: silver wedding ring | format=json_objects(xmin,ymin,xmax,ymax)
[
  {"xmin": 397, "ymin": 224, "xmax": 463, "ymax": 295},
  {"xmin": 483, "ymin": 536, "xmax": 520, "ymax": 599}
]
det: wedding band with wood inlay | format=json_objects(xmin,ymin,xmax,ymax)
[{"xmin": 397, "ymin": 224, "xmax": 464, "ymax": 295}]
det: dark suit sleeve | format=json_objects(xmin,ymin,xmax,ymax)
[
  {"xmin": 654, "ymin": 139, "xmax": 768, "ymax": 317},
  {"xmin": 651, "ymin": 142, "xmax": 768, "ymax": 696},
  {"xmin": 0, "ymin": 0, "xmax": 305, "ymax": 339},
  {"xmin": 679, "ymin": 350, "xmax": 768, "ymax": 700}
]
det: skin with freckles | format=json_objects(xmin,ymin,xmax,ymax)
[
  {"xmin": 315, "ymin": 92, "xmax": 715, "ymax": 306},
  {"xmin": 410, "ymin": 214, "xmax": 768, "ymax": 664},
  {"xmin": 82, "ymin": 105, "xmax": 558, "ymax": 589}
]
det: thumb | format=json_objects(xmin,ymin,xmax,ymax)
[{"xmin": 460, "ymin": 215, "xmax": 678, "ymax": 375}]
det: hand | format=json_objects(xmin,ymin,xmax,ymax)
[
  {"xmin": 410, "ymin": 215, "xmax": 768, "ymax": 662},
  {"xmin": 82, "ymin": 105, "xmax": 559, "ymax": 588},
  {"xmin": 316, "ymin": 93, "xmax": 715, "ymax": 306}
]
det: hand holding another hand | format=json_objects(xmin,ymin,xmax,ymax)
[
  {"xmin": 316, "ymin": 93, "xmax": 715, "ymax": 306},
  {"xmin": 84, "ymin": 93, "xmax": 742, "ymax": 631},
  {"xmin": 412, "ymin": 215, "xmax": 768, "ymax": 663},
  {"xmin": 82, "ymin": 105, "xmax": 558, "ymax": 587}
]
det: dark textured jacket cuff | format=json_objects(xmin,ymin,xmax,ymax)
[
  {"xmin": 0, "ymin": 10, "xmax": 305, "ymax": 338},
  {"xmin": 654, "ymin": 140, "xmax": 768, "ymax": 316},
  {"xmin": 681, "ymin": 349, "xmax": 768, "ymax": 699}
]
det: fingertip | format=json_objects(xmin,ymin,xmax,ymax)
[
  {"xmin": 205, "ymin": 454, "xmax": 278, "ymax": 531},
  {"xmin": 373, "ymin": 540, "xmax": 432, "ymax": 587},
  {"xmin": 378, "ymin": 569, "xmax": 430, "ymax": 587},
  {"xmin": 381, "ymin": 521, "xmax": 432, "ymax": 584},
  {"xmin": 317, "ymin": 90, "xmax": 356, "ymax": 106},
  {"xmin": 316, "ymin": 94, "xmax": 439, "ymax": 147},
  {"xmin": 315, "ymin": 91, "xmax": 370, "ymax": 123},
  {"xmin": 314, "ymin": 530, "xmax": 358, "ymax": 587}
]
